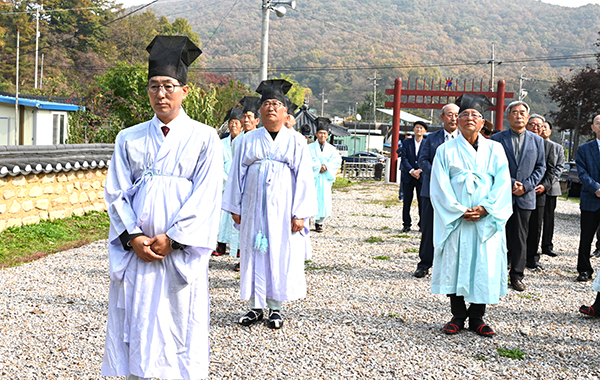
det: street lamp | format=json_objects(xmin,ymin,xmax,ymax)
[{"xmin": 260, "ymin": 0, "xmax": 296, "ymax": 81}]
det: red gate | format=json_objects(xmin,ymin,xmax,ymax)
[{"xmin": 385, "ymin": 78, "xmax": 514, "ymax": 182}]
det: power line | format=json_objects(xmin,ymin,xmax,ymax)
[{"xmin": 205, "ymin": 0, "xmax": 241, "ymax": 47}]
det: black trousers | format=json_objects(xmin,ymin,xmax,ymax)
[
  {"xmin": 578, "ymin": 209, "xmax": 600, "ymax": 275},
  {"xmin": 541, "ymin": 195, "xmax": 558, "ymax": 254},
  {"xmin": 401, "ymin": 178, "xmax": 422, "ymax": 229},
  {"xmin": 526, "ymin": 201, "xmax": 545, "ymax": 266},
  {"xmin": 417, "ymin": 196, "xmax": 433, "ymax": 270},
  {"xmin": 448, "ymin": 294, "xmax": 486, "ymax": 328},
  {"xmin": 507, "ymin": 205, "xmax": 532, "ymax": 281}
]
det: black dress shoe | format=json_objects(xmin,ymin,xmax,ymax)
[
  {"xmin": 402, "ymin": 227, "xmax": 411, "ymax": 233},
  {"xmin": 526, "ymin": 262, "xmax": 544, "ymax": 271},
  {"xmin": 511, "ymin": 278, "xmax": 526, "ymax": 292},
  {"xmin": 267, "ymin": 309, "xmax": 284, "ymax": 329},
  {"xmin": 413, "ymin": 267, "xmax": 428, "ymax": 278},
  {"xmin": 542, "ymin": 250, "xmax": 558, "ymax": 257},
  {"xmin": 576, "ymin": 272, "xmax": 592, "ymax": 282}
]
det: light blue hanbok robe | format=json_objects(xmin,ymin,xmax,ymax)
[
  {"xmin": 102, "ymin": 110, "xmax": 222, "ymax": 380},
  {"xmin": 217, "ymin": 135, "xmax": 240, "ymax": 255},
  {"xmin": 309, "ymin": 141, "xmax": 342, "ymax": 220},
  {"xmin": 222, "ymin": 127, "xmax": 317, "ymax": 308},
  {"xmin": 430, "ymin": 135, "xmax": 512, "ymax": 304}
]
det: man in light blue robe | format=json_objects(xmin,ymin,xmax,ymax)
[
  {"xmin": 102, "ymin": 36, "xmax": 222, "ymax": 380},
  {"xmin": 309, "ymin": 117, "xmax": 342, "ymax": 232},
  {"xmin": 430, "ymin": 94, "xmax": 512, "ymax": 337},
  {"xmin": 222, "ymin": 79, "xmax": 317, "ymax": 329},
  {"xmin": 214, "ymin": 107, "xmax": 243, "ymax": 259}
]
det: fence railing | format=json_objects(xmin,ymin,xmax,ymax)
[{"xmin": 341, "ymin": 161, "xmax": 386, "ymax": 181}]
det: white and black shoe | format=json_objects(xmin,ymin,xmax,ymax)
[
  {"xmin": 239, "ymin": 309, "xmax": 263, "ymax": 326},
  {"xmin": 267, "ymin": 309, "xmax": 284, "ymax": 329}
]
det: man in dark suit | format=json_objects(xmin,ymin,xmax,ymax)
[
  {"xmin": 541, "ymin": 121, "xmax": 565, "ymax": 258},
  {"xmin": 524, "ymin": 115, "xmax": 558, "ymax": 270},
  {"xmin": 575, "ymin": 114, "xmax": 600, "ymax": 282},
  {"xmin": 399, "ymin": 121, "xmax": 427, "ymax": 232},
  {"xmin": 491, "ymin": 101, "xmax": 546, "ymax": 291},
  {"xmin": 413, "ymin": 103, "xmax": 459, "ymax": 278}
]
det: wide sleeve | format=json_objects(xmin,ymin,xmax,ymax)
[
  {"xmin": 292, "ymin": 140, "xmax": 318, "ymax": 220},
  {"xmin": 323, "ymin": 146, "xmax": 342, "ymax": 183},
  {"xmin": 309, "ymin": 143, "xmax": 322, "ymax": 179},
  {"xmin": 165, "ymin": 128, "xmax": 224, "ymax": 248},
  {"xmin": 430, "ymin": 146, "xmax": 468, "ymax": 251}
]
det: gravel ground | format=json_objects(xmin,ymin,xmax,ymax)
[{"xmin": 1, "ymin": 181, "xmax": 599, "ymax": 380}]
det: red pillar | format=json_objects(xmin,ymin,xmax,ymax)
[
  {"xmin": 494, "ymin": 80, "xmax": 506, "ymax": 131},
  {"xmin": 390, "ymin": 78, "xmax": 402, "ymax": 183}
]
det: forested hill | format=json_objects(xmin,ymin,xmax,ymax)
[{"xmin": 149, "ymin": 0, "xmax": 600, "ymax": 117}]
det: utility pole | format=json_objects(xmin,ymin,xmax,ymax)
[
  {"xmin": 15, "ymin": 28, "xmax": 20, "ymax": 145},
  {"xmin": 518, "ymin": 66, "xmax": 528, "ymax": 101},
  {"xmin": 34, "ymin": 7, "xmax": 40, "ymax": 89},
  {"xmin": 40, "ymin": 54, "xmax": 44, "ymax": 89},
  {"xmin": 487, "ymin": 43, "xmax": 501, "ymax": 122},
  {"xmin": 320, "ymin": 89, "xmax": 326, "ymax": 116},
  {"xmin": 367, "ymin": 70, "xmax": 381, "ymax": 152}
]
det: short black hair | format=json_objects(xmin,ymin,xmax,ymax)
[{"xmin": 413, "ymin": 121, "xmax": 428, "ymax": 130}]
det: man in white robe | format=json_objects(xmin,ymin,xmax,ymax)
[
  {"xmin": 231, "ymin": 96, "xmax": 261, "ymax": 157},
  {"xmin": 430, "ymin": 94, "xmax": 512, "ymax": 337},
  {"xmin": 222, "ymin": 79, "xmax": 317, "ymax": 329},
  {"xmin": 101, "ymin": 36, "xmax": 222, "ymax": 380},
  {"xmin": 308, "ymin": 117, "xmax": 342, "ymax": 232},
  {"xmin": 214, "ymin": 108, "xmax": 243, "ymax": 258}
]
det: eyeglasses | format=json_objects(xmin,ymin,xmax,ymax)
[
  {"xmin": 458, "ymin": 112, "xmax": 482, "ymax": 119},
  {"xmin": 147, "ymin": 83, "xmax": 184, "ymax": 94},
  {"xmin": 527, "ymin": 122, "xmax": 544, "ymax": 128},
  {"xmin": 261, "ymin": 101, "xmax": 284, "ymax": 109}
]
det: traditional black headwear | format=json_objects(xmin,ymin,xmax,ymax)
[
  {"xmin": 256, "ymin": 79, "xmax": 293, "ymax": 104},
  {"xmin": 316, "ymin": 117, "xmax": 331, "ymax": 133},
  {"xmin": 413, "ymin": 120, "xmax": 428, "ymax": 130},
  {"xmin": 284, "ymin": 96, "xmax": 298, "ymax": 115},
  {"xmin": 300, "ymin": 124, "xmax": 312, "ymax": 136},
  {"xmin": 146, "ymin": 35, "xmax": 202, "ymax": 84},
  {"xmin": 455, "ymin": 93, "xmax": 494, "ymax": 115},
  {"xmin": 240, "ymin": 96, "xmax": 261, "ymax": 117},
  {"xmin": 224, "ymin": 107, "xmax": 243, "ymax": 124}
]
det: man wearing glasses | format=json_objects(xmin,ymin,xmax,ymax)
[
  {"xmin": 491, "ymin": 101, "xmax": 546, "ymax": 292},
  {"xmin": 222, "ymin": 79, "xmax": 317, "ymax": 329},
  {"xmin": 102, "ymin": 36, "xmax": 222, "ymax": 380}
]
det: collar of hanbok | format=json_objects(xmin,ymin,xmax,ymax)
[{"xmin": 150, "ymin": 107, "xmax": 190, "ymax": 137}]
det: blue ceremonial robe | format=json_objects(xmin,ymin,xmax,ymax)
[
  {"xmin": 430, "ymin": 135, "xmax": 513, "ymax": 304},
  {"xmin": 217, "ymin": 135, "xmax": 240, "ymax": 255},
  {"xmin": 308, "ymin": 141, "xmax": 342, "ymax": 220}
]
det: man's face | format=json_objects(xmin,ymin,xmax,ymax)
[
  {"xmin": 259, "ymin": 99, "xmax": 287, "ymax": 127},
  {"xmin": 229, "ymin": 119, "xmax": 242, "ymax": 139},
  {"xmin": 440, "ymin": 105, "xmax": 459, "ymax": 133},
  {"xmin": 526, "ymin": 117, "xmax": 544, "ymax": 136},
  {"xmin": 316, "ymin": 130, "xmax": 329, "ymax": 144},
  {"xmin": 507, "ymin": 105, "xmax": 529, "ymax": 131},
  {"xmin": 284, "ymin": 114, "xmax": 296, "ymax": 129},
  {"xmin": 591, "ymin": 115, "xmax": 600, "ymax": 138},
  {"xmin": 541, "ymin": 123, "xmax": 552, "ymax": 139},
  {"xmin": 413, "ymin": 124, "xmax": 426, "ymax": 139},
  {"xmin": 241, "ymin": 111, "xmax": 259, "ymax": 132},
  {"xmin": 457, "ymin": 109, "xmax": 484, "ymax": 136},
  {"xmin": 148, "ymin": 76, "xmax": 189, "ymax": 124}
]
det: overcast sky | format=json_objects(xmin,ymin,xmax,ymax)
[{"xmin": 118, "ymin": 0, "xmax": 600, "ymax": 8}]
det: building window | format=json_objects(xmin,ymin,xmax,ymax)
[{"xmin": 52, "ymin": 113, "xmax": 66, "ymax": 144}]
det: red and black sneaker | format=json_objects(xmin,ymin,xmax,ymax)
[{"xmin": 212, "ymin": 242, "xmax": 226, "ymax": 256}]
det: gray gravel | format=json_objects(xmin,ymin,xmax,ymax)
[{"xmin": 1, "ymin": 182, "xmax": 599, "ymax": 379}]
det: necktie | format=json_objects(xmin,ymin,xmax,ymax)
[{"xmin": 161, "ymin": 126, "xmax": 170, "ymax": 136}]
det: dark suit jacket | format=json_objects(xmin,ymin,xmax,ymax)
[
  {"xmin": 399, "ymin": 138, "xmax": 422, "ymax": 184},
  {"xmin": 535, "ymin": 139, "xmax": 558, "ymax": 208},
  {"xmin": 417, "ymin": 129, "xmax": 446, "ymax": 198},
  {"xmin": 548, "ymin": 141, "xmax": 565, "ymax": 197},
  {"xmin": 576, "ymin": 140, "xmax": 600, "ymax": 212},
  {"xmin": 491, "ymin": 129, "xmax": 546, "ymax": 210}
]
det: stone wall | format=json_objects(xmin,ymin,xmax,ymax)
[{"xmin": 0, "ymin": 169, "xmax": 107, "ymax": 231}]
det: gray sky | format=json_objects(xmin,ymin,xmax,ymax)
[{"xmin": 118, "ymin": 0, "xmax": 600, "ymax": 8}]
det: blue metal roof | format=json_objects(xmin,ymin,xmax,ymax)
[{"xmin": 0, "ymin": 95, "xmax": 83, "ymax": 111}]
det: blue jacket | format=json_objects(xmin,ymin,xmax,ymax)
[
  {"xmin": 576, "ymin": 140, "xmax": 600, "ymax": 212},
  {"xmin": 417, "ymin": 129, "xmax": 446, "ymax": 198},
  {"xmin": 399, "ymin": 137, "xmax": 422, "ymax": 184},
  {"xmin": 491, "ymin": 129, "xmax": 546, "ymax": 210}
]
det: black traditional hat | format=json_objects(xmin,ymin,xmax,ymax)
[
  {"xmin": 300, "ymin": 124, "xmax": 312, "ymax": 136},
  {"xmin": 284, "ymin": 96, "xmax": 298, "ymax": 115},
  {"xmin": 224, "ymin": 107, "xmax": 243, "ymax": 123},
  {"xmin": 455, "ymin": 93, "xmax": 494, "ymax": 115},
  {"xmin": 146, "ymin": 35, "xmax": 202, "ymax": 84},
  {"xmin": 316, "ymin": 117, "xmax": 331, "ymax": 133},
  {"xmin": 413, "ymin": 120, "xmax": 428, "ymax": 130},
  {"xmin": 256, "ymin": 79, "xmax": 293, "ymax": 104},
  {"xmin": 240, "ymin": 96, "xmax": 261, "ymax": 117}
]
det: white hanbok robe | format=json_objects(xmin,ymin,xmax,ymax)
[
  {"xmin": 222, "ymin": 127, "xmax": 317, "ymax": 308},
  {"xmin": 217, "ymin": 135, "xmax": 240, "ymax": 255},
  {"xmin": 309, "ymin": 141, "xmax": 342, "ymax": 220},
  {"xmin": 430, "ymin": 135, "xmax": 512, "ymax": 304},
  {"xmin": 101, "ymin": 110, "xmax": 222, "ymax": 380}
]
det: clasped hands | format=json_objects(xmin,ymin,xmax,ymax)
[
  {"xmin": 232, "ymin": 213, "xmax": 304, "ymax": 233},
  {"xmin": 512, "ymin": 181, "xmax": 525, "ymax": 196},
  {"xmin": 462, "ymin": 205, "xmax": 488, "ymax": 222},
  {"xmin": 130, "ymin": 233, "xmax": 172, "ymax": 262}
]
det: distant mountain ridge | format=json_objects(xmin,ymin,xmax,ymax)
[{"xmin": 149, "ymin": 0, "xmax": 600, "ymax": 117}]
